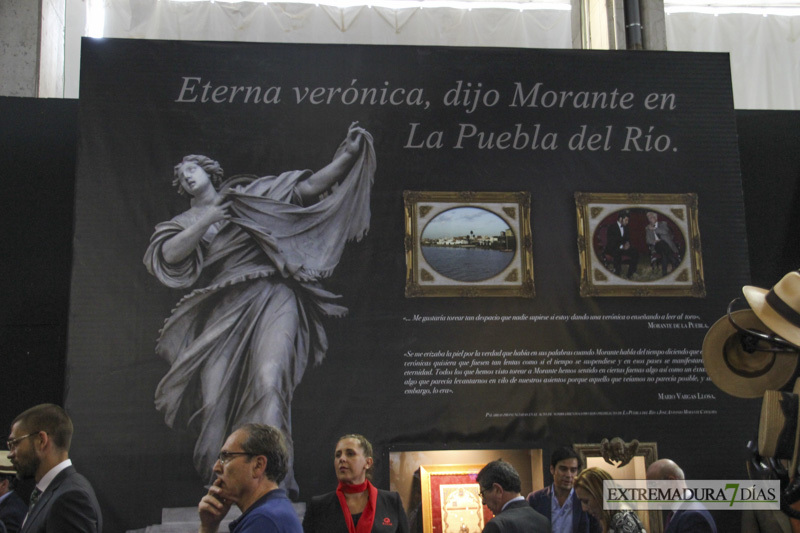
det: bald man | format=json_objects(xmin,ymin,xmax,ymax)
[{"xmin": 646, "ymin": 459, "xmax": 716, "ymax": 533}]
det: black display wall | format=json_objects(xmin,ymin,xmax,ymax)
[
  {"xmin": 737, "ymin": 110, "xmax": 800, "ymax": 287},
  {"xmin": 1, "ymin": 96, "xmax": 77, "ymax": 416},
  {"xmin": 0, "ymin": 97, "xmax": 798, "ymax": 532}
]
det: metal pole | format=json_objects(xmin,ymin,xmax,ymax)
[{"xmin": 624, "ymin": 0, "xmax": 643, "ymax": 49}]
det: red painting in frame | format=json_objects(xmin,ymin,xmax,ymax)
[{"xmin": 420, "ymin": 464, "xmax": 495, "ymax": 533}]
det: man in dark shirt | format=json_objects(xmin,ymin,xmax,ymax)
[
  {"xmin": 198, "ymin": 424, "xmax": 303, "ymax": 533},
  {"xmin": 604, "ymin": 210, "xmax": 639, "ymax": 278}
]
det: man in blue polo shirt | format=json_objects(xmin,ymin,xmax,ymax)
[
  {"xmin": 198, "ymin": 424, "xmax": 302, "ymax": 533},
  {"xmin": 527, "ymin": 447, "xmax": 599, "ymax": 533}
]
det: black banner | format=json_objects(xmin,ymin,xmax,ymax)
[{"xmin": 69, "ymin": 39, "xmax": 753, "ymax": 531}]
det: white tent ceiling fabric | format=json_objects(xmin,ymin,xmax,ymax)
[
  {"xmin": 97, "ymin": 0, "xmax": 799, "ymax": 109},
  {"xmin": 101, "ymin": 0, "xmax": 572, "ymax": 47},
  {"xmin": 666, "ymin": 10, "xmax": 800, "ymax": 109}
]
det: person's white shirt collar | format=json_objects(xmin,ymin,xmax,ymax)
[
  {"xmin": 500, "ymin": 495, "xmax": 525, "ymax": 512},
  {"xmin": 36, "ymin": 459, "xmax": 72, "ymax": 493}
]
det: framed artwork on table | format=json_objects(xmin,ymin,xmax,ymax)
[
  {"xmin": 404, "ymin": 191, "xmax": 534, "ymax": 298},
  {"xmin": 575, "ymin": 192, "xmax": 705, "ymax": 297},
  {"xmin": 420, "ymin": 464, "xmax": 495, "ymax": 533}
]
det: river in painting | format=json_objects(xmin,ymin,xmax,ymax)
[{"xmin": 421, "ymin": 246, "xmax": 515, "ymax": 282}]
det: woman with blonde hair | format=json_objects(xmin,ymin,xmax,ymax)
[{"xmin": 573, "ymin": 467, "xmax": 646, "ymax": 533}]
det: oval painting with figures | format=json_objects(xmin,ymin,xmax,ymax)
[
  {"xmin": 420, "ymin": 207, "xmax": 516, "ymax": 282},
  {"xmin": 592, "ymin": 208, "xmax": 686, "ymax": 282}
]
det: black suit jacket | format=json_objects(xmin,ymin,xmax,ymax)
[
  {"xmin": 664, "ymin": 507, "xmax": 717, "ymax": 533},
  {"xmin": 304, "ymin": 489, "xmax": 409, "ymax": 533},
  {"xmin": 20, "ymin": 466, "xmax": 101, "ymax": 533},
  {"xmin": 0, "ymin": 490, "xmax": 28, "ymax": 533},
  {"xmin": 483, "ymin": 499, "xmax": 549, "ymax": 533},
  {"xmin": 604, "ymin": 222, "xmax": 629, "ymax": 254}
]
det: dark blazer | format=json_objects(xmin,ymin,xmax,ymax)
[
  {"xmin": 0, "ymin": 490, "xmax": 28, "ymax": 533},
  {"xmin": 664, "ymin": 507, "xmax": 717, "ymax": 533},
  {"xmin": 304, "ymin": 489, "xmax": 409, "ymax": 533},
  {"xmin": 483, "ymin": 499, "xmax": 549, "ymax": 533},
  {"xmin": 604, "ymin": 221, "xmax": 629, "ymax": 254},
  {"xmin": 527, "ymin": 485, "xmax": 597, "ymax": 533},
  {"xmin": 20, "ymin": 466, "xmax": 101, "ymax": 533}
]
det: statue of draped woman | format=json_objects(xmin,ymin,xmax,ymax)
[{"xmin": 143, "ymin": 123, "xmax": 375, "ymax": 494}]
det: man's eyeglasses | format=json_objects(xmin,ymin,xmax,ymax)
[
  {"xmin": 217, "ymin": 451, "xmax": 254, "ymax": 465},
  {"xmin": 6, "ymin": 432, "xmax": 37, "ymax": 451}
]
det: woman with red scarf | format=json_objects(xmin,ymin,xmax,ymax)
[{"xmin": 304, "ymin": 434, "xmax": 409, "ymax": 533}]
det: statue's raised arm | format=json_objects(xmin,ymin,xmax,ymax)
[{"xmin": 296, "ymin": 122, "xmax": 368, "ymax": 203}]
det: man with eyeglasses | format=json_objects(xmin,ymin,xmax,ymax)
[
  {"xmin": 198, "ymin": 424, "xmax": 302, "ymax": 533},
  {"xmin": 477, "ymin": 460, "xmax": 549, "ymax": 533},
  {"xmin": 6, "ymin": 403, "xmax": 101, "ymax": 533}
]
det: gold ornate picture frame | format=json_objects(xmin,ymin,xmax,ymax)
[
  {"xmin": 574, "ymin": 441, "xmax": 663, "ymax": 533},
  {"xmin": 404, "ymin": 191, "xmax": 534, "ymax": 298},
  {"xmin": 575, "ymin": 192, "xmax": 705, "ymax": 297},
  {"xmin": 419, "ymin": 464, "xmax": 494, "ymax": 533}
]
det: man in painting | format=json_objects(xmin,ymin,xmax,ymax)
[
  {"xmin": 645, "ymin": 211, "xmax": 680, "ymax": 275},
  {"xmin": 144, "ymin": 123, "xmax": 375, "ymax": 495},
  {"xmin": 527, "ymin": 447, "xmax": 599, "ymax": 533},
  {"xmin": 477, "ymin": 460, "xmax": 549, "ymax": 533},
  {"xmin": 604, "ymin": 210, "xmax": 639, "ymax": 279}
]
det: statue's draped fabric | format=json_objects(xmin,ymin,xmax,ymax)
[{"xmin": 143, "ymin": 136, "xmax": 375, "ymax": 491}]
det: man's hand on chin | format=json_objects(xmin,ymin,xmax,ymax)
[{"xmin": 199, "ymin": 478, "xmax": 235, "ymax": 533}]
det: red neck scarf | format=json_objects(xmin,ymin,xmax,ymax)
[{"xmin": 336, "ymin": 480, "xmax": 378, "ymax": 533}]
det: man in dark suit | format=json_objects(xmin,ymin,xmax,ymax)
[
  {"xmin": 646, "ymin": 459, "xmax": 717, "ymax": 533},
  {"xmin": 527, "ymin": 447, "xmax": 599, "ymax": 533},
  {"xmin": 477, "ymin": 460, "xmax": 549, "ymax": 533},
  {"xmin": 0, "ymin": 451, "xmax": 28, "ymax": 533},
  {"xmin": 7, "ymin": 404, "xmax": 101, "ymax": 533},
  {"xmin": 604, "ymin": 210, "xmax": 639, "ymax": 278}
]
